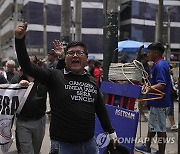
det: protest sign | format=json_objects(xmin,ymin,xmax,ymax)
[
  {"xmin": 0, "ymin": 83, "xmax": 33, "ymax": 153},
  {"xmin": 95, "ymin": 105, "xmax": 139, "ymax": 154}
]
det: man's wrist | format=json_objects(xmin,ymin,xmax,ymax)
[{"xmin": 109, "ymin": 132, "xmax": 117, "ymax": 140}]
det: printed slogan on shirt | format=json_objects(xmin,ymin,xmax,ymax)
[{"xmin": 65, "ymin": 81, "xmax": 97, "ymax": 103}]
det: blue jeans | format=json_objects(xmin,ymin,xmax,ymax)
[{"xmin": 50, "ymin": 137, "xmax": 99, "ymax": 154}]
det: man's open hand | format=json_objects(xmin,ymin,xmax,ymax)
[{"xmin": 52, "ymin": 40, "xmax": 65, "ymax": 59}]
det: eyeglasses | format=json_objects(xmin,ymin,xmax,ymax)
[{"xmin": 66, "ymin": 50, "xmax": 85, "ymax": 56}]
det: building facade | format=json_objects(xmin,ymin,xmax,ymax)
[
  {"xmin": 0, "ymin": 0, "xmax": 179, "ymax": 64},
  {"xmin": 120, "ymin": 0, "xmax": 180, "ymax": 64}
]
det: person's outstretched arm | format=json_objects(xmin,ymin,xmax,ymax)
[{"xmin": 15, "ymin": 22, "xmax": 51, "ymax": 86}]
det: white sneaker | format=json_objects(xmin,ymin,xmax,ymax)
[{"xmin": 171, "ymin": 124, "xmax": 178, "ymax": 131}]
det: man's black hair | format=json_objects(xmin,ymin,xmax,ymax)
[
  {"xmin": 140, "ymin": 53, "xmax": 148, "ymax": 59},
  {"xmin": 48, "ymin": 50, "xmax": 57, "ymax": 57},
  {"xmin": 147, "ymin": 42, "xmax": 165, "ymax": 54},
  {"xmin": 94, "ymin": 60, "xmax": 101, "ymax": 67},
  {"xmin": 88, "ymin": 59, "xmax": 94, "ymax": 64},
  {"xmin": 65, "ymin": 41, "xmax": 88, "ymax": 55}
]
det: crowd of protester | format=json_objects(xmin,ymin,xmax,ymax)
[
  {"xmin": 0, "ymin": 22, "xmax": 179, "ymax": 154},
  {"xmin": 0, "ymin": 42, "xmax": 179, "ymax": 154}
]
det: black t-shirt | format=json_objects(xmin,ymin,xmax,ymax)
[
  {"xmin": 56, "ymin": 59, "xmax": 66, "ymax": 70},
  {"xmin": 15, "ymin": 37, "xmax": 114, "ymax": 143}
]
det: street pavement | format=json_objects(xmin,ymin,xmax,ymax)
[{"xmin": 8, "ymin": 102, "xmax": 179, "ymax": 154}]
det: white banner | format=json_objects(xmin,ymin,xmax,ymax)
[{"xmin": 0, "ymin": 83, "xmax": 33, "ymax": 153}]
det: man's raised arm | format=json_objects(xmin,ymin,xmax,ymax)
[{"xmin": 14, "ymin": 22, "xmax": 50, "ymax": 85}]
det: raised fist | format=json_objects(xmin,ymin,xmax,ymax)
[{"xmin": 15, "ymin": 22, "xmax": 28, "ymax": 39}]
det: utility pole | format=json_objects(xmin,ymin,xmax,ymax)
[
  {"xmin": 14, "ymin": 0, "xmax": 18, "ymax": 29},
  {"xmin": 74, "ymin": 0, "xmax": 82, "ymax": 41},
  {"xmin": 13, "ymin": 0, "xmax": 18, "ymax": 58},
  {"xmin": 166, "ymin": 7, "xmax": 171, "ymax": 62},
  {"xmin": 166, "ymin": 6, "xmax": 176, "ymax": 62},
  {"xmin": 155, "ymin": 0, "xmax": 163, "ymax": 43},
  {"xmin": 0, "ymin": 25, "xmax": 1, "ymax": 59},
  {"xmin": 61, "ymin": 0, "xmax": 71, "ymax": 43},
  {"xmin": 71, "ymin": 7, "xmax": 75, "ymax": 41},
  {"xmin": 103, "ymin": 0, "xmax": 118, "ymax": 81},
  {"xmin": 179, "ymin": 59, "xmax": 180, "ymax": 154},
  {"xmin": 43, "ymin": 0, "xmax": 47, "ymax": 56},
  {"xmin": 155, "ymin": 9, "xmax": 158, "ymax": 42}
]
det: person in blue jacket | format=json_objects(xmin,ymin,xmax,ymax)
[{"xmin": 135, "ymin": 42, "xmax": 171, "ymax": 154}]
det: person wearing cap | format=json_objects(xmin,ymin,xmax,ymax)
[
  {"xmin": 135, "ymin": 42, "xmax": 171, "ymax": 154},
  {"xmin": 15, "ymin": 22, "xmax": 118, "ymax": 154}
]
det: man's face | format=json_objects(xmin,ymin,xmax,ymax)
[
  {"xmin": 47, "ymin": 54, "xmax": 55, "ymax": 62},
  {"xmin": 147, "ymin": 50, "xmax": 156, "ymax": 62},
  {"xmin": 65, "ymin": 45, "xmax": 88, "ymax": 75},
  {"xmin": 6, "ymin": 64, "xmax": 14, "ymax": 72}
]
